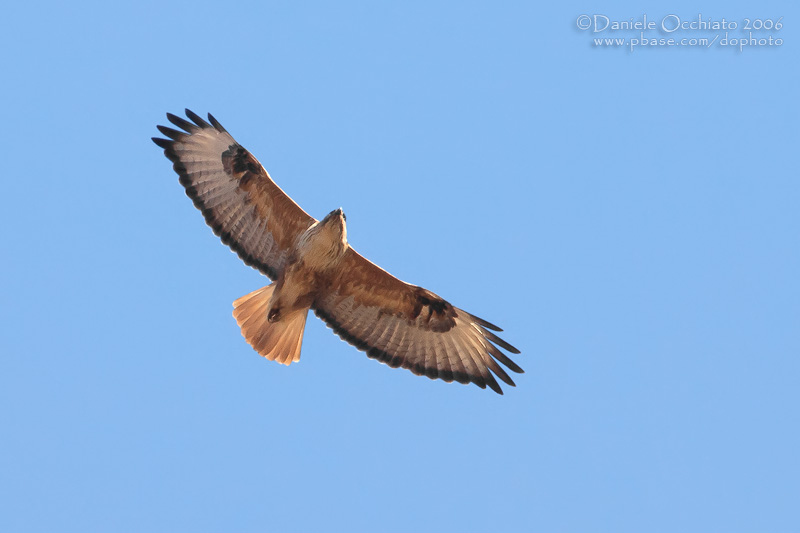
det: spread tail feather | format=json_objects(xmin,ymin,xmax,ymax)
[{"xmin": 232, "ymin": 284, "xmax": 309, "ymax": 365}]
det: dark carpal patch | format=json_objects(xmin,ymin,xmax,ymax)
[
  {"xmin": 409, "ymin": 288, "xmax": 457, "ymax": 332},
  {"xmin": 221, "ymin": 144, "xmax": 261, "ymax": 179}
]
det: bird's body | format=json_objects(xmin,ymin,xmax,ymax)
[
  {"xmin": 266, "ymin": 209, "xmax": 348, "ymax": 324},
  {"xmin": 153, "ymin": 110, "xmax": 522, "ymax": 393}
]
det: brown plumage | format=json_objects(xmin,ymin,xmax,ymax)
[{"xmin": 153, "ymin": 109, "xmax": 522, "ymax": 394}]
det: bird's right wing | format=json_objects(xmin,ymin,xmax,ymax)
[{"xmin": 153, "ymin": 110, "xmax": 315, "ymax": 279}]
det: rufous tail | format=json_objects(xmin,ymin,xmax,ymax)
[{"xmin": 232, "ymin": 284, "xmax": 309, "ymax": 365}]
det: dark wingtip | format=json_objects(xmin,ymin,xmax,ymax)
[
  {"xmin": 505, "ymin": 344, "xmax": 521, "ymax": 355},
  {"xmin": 486, "ymin": 379, "xmax": 504, "ymax": 395},
  {"xmin": 152, "ymin": 137, "xmax": 172, "ymax": 149},
  {"xmin": 185, "ymin": 108, "xmax": 210, "ymax": 128},
  {"xmin": 487, "ymin": 344, "xmax": 524, "ymax": 374},
  {"xmin": 483, "ymin": 368, "xmax": 504, "ymax": 394},
  {"xmin": 469, "ymin": 313, "xmax": 503, "ymax": 332},
  {"xmin": 156, "ymin": 125, "xmax": 184, "ymax": 140},
  {"xmin": 166, "ymin": 112, "xmax": 196, "ymax": 132},
  {"xmin": 481, "ymin": 328, "xmax": 520, "ymax": 354},
  {"xmin": 488, "ymin": 359, "xmax": 516, "ymax": 387},
  {"xmin": 208, "ymin": 113, "xmax": 227, "ymax": 133}
]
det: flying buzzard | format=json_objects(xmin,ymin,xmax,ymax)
[{"xmin": 153, "ymin": 110, "xmax": 522, "ymax": 393}]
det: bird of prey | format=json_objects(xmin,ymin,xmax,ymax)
[{"xmin": 152, "ymin": 110, "xmax": 522, "ymax": 394}]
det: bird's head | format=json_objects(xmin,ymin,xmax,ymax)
[{"xmin": 321, "ymin": 207, "xmax": 348, "ymax": 245}]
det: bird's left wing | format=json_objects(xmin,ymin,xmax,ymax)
[
  {"xmin": 313, "ymin": 248, "xmax": 522, "ymax": 394},
  {"xmin": 153, "ymin": 110, "xmax": 315, "ymax": 279}
]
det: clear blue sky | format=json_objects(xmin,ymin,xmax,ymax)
[{"xmin": 1, "ymin": 1, "xmax": 797, "ymax": 531}]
